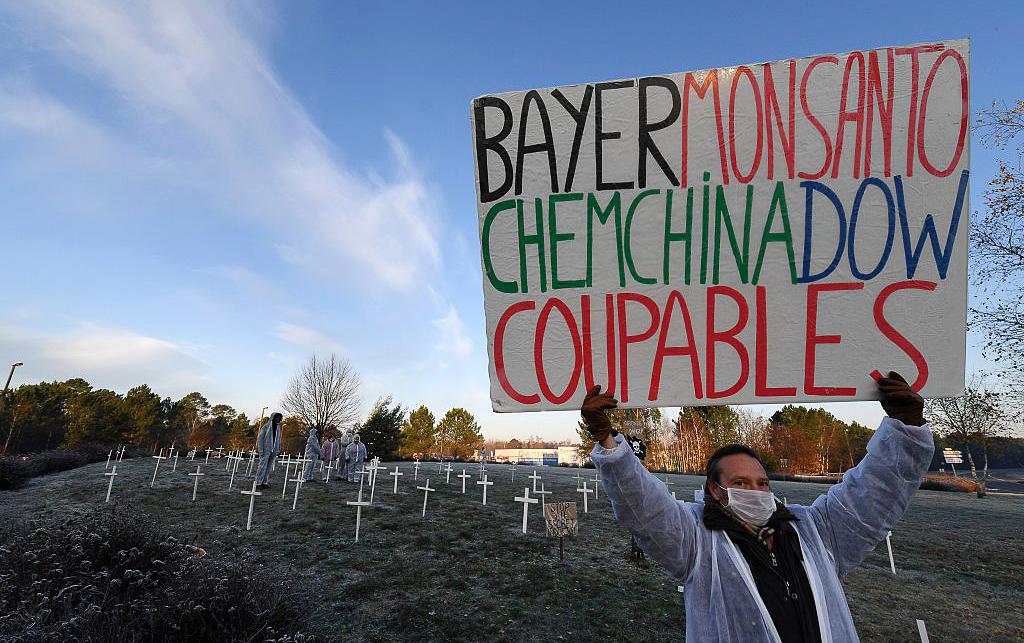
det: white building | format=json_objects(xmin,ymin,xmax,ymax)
[{"xmin": 493, "ymin": 446, "xmax": 581, "ymax": 466}]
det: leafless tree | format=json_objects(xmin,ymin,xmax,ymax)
[
  {"xmin": 925, "ymin": 377, "xmax": 1009, "ymax": 497},
  {"xmin": 972, "ymin": 100, "xmax": 1024, "ymax": 400},
  {"xmin": 281, "ymin": 354, "xmax": 361, "ymax": 432}
]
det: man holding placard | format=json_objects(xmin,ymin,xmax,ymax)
[
  {"xmin": 583, "ymin": 374, "xmax": 932, "ymax": 642},
  {"xmin": 471, "ymin": 39, "xmax": 965, "ymax": 641}
]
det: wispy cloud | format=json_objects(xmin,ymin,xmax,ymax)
[
  {"xmin": 432, "ymin": 305, "xmax": 473, "ymax": 363},
  {"xmin": 273, "ymin": 321, "xmax": 345, "ymax": 356},
  {"xmin": 3, "ymin": 0, "xmax": 442, "ymax": 292}
]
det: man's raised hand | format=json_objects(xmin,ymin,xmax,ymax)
[
  {"xmin": 876, "ymin": 371, "xmax": 925, "ymax": 427},
  {"xmin": 581, "ymin": 385, "xmax": 618, "ymax": 444}
]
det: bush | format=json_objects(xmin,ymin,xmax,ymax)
[
  {"xmin": 0, "ymin": 507, "xmax": 320, "ymax": 642},
  {"xmin": 0, "ymin": 443, "xmax": 130, "ymax": 491},
  {"xmin": 920, "ymin": 473, "xmax": 978, "ymax": 493},
  {"xmin": 0, "ymin": 457, "xmax": 31, "ymax": 491}
]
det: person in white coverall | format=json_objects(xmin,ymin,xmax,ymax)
[
  {"xmin": 582, "ymin": 372, "xmax": 932, "ymax": 643},
  {"xmin": 301, "ymin": 426, "xmax": 321, "ymax": 482},
  {"xmin": 338, "ymin": 430, "xmax": 352, "ymax": 481},
  {"xmin": 254, "ymin": 412, "xmax": 283, "ymax": 489},
  {"xmin": 346, "ymin": 434, "xmax": 367, "ymax": 483}
]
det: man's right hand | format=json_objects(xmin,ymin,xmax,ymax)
[{"xmin": 581, "ymin": 385, "xmax": 618, "ymax": 446}]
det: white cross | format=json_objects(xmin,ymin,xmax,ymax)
[
  {"xmin": 280, "ymin": 456, "xmax": 295, "ymax": 498},
  {"xmin": 536, "ymin": 482, "xmax": 551, "ymax": 509},
  {"xmin": 348, "ymin": 477, "xmax": 372, "ymax": 540},
  {"xmin": 150, "ymin": 449, "xmax": 167, "ymax": 488},
  {"xmin": 324, "ymin": 461, "xmax": 335, "ymax": 483},
  {"xmin": 216, "ymin": 446, "xmax": 225, "ymax": 459},
  {"xmin": 418, "ymin": 478, "xmax": 435, "ymax": 517},
  {"xmin": 204, "ymin": 448, "xmax": 212, "ymax": 464},
  {"xmin": 917, "ymin": 619, "xmax": 930, "ymax": 643},
  {"xmin": 390, "ymin": 466, "xmax": 404, "ymax": 493},
  {"xmin": 105, "ymin": 449, "xmax": 112, "ymax": 470},
  {"xmin": 576, "ymin": 480, "xmax": 594, "ymax": 513},
  {"xmin": 189, "ymin": 465, "xmax": 204, "ymax": 502},
  {"xmin": 591, "ymin": 474, "xmax": 601, "ymax": 499},
  {"xmin": 457, "ymin": 469, "xmax": 471, "ymax": 494},
  {"xmin": 445, "ymin": 463, "xmax": 454, "ymax": 484},
  {"xmin": 511, "ymin": 462, "xmax": 516, "ymax": 483},
  {"xmin": 172, "ymin": 450, "xmax": 179, "ymax": 472},
  {"xmin": 477, "ymin": 474, "xmax": 493, "ymax": 505},
  {"xmin": 245, "ymin": 450, "xmax": 256, "ymax": 477},
  {"xmin": 227, "ymin": 454, "xmax": 242, "ymax": 489},
  {"xmin": 224, "ymin": 448, "xmax": 233, "ymax": 470},
  {"xmin": 347, "ymin": 490, "xmax": 371, "ymax": 542},
  {"xmin": 413, "ymin": 460, "xmax": 420, "ymax": 481},
  {"xmin": 366, "ymin": 460, "xmax": 384, "ymax": 505},
  {"xmin": 886, "ymin": 530, "xmax": 897, "ymax": 574},
  {"xmin": 438, "ymin": 459, "xmax": 444, "ymax": 474},
  {"xmin": 529, "ymin": 470, "xmax": 542, "ymax": 493},
  {"xmin": 514, "ymin": 487, "xmax": 538, "ymax": 533},
  {"xmin": 117, "ymin": 446, "xmax": 125, "ymax": 462},
  {"xmin": 103, "ymin": 465, "xmax": 118, "ymax": 503},
  {"xmin": 290, "ymin": 471, "xmax": 304, "ymax": 510},
  {"xmin": 240, "ymin": 479, "xmax": 261, "ymax": 531}
]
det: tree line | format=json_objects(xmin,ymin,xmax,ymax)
[
  {"xmin": 0, "ymin": 375, "xmax": 485, "ymax": 463},
  {"xmin": 575, "ymin": 402, "xmax": 1024, "ymax": 476}
]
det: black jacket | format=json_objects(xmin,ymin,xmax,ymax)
[{"xmin": 704, "ymin": 494, "xmax": 822, "ymax": 643}]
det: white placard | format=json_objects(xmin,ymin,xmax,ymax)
[{"xmin": 472, "ymin": 40, "xmax": 969, "ymax": 411}]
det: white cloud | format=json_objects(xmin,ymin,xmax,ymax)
[
  {"xmin": 273, "ymin": 321, "xmax": 345, "ymax": 356},
  {"xmin": 0, "ymin": 321, "xmax": 208, "ymax": 395},
  {"xmin": 3, "ymin": 0, "xmax": 443, "ymax": 292},
  {"xmin": 432, "ymin": 305, "xmax": 473, "ymax": 361}
]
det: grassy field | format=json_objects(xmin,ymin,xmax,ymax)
[{"xmin": 2, "ymin": 456, "xmax": 1023, "ymax": 642}]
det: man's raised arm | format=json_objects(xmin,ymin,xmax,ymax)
[
  {"xmin": 583, "ymin": 387, "xmax": 700, "ymax": 582},
  {"xmin": 805, "ymin": 372, "xmax": 935, "ymax": 577}
]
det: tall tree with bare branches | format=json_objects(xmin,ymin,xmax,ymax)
[
  {"xmin": 281, "ymin": 354, "xmax": 361, "ymax": 433},
  {"xmin": 972, "ymin": 100, "xmax": 1024, "ymax": 399}
]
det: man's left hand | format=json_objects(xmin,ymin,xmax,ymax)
[{"xmin": 876, "ymin": 371, "xmax": 925, "ymax": 426}]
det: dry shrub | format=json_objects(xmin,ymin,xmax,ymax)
[
  {"xmin": 920, "ymin": 473, "xmax": 978, "ymax": 493},
  {"xmin": 0, "ymin": 507, "xmax": 320, "ymax": 642}
]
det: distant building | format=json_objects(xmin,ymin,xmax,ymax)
[{"xmin": 493, "ymin": 446, "xmax": 581, "ymax": 466}]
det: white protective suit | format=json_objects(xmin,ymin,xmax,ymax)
[
  {"xmin": 254, "ymin": 418, "xmax": 281, "ymax": 485},
  {"xmin": 338, "ymin": 432, "xmax": 352, "ymax": 481},
  {"xmin": 346, "ymin": 440, "xmax": 367, "ymax": 482},
  {"xmin": 301, "ymin": 428, "xmax": 321, "ymax": 481},
  {"xmin": 591, "ymin": 416, "xmax": 933, "ymax": 643}
]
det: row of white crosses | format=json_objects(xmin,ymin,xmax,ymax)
[{"xmin": 123, "ymin": 457, "xmax": 586, "ymax": 542}]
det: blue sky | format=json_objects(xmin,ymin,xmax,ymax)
[{"xmin": 1, "ymin": 1, "xmax": 1020, "ymax": 441}]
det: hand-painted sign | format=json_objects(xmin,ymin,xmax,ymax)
[{"xmin": 473, "ymin": 40, "xmax": 969, "ymax": 411}]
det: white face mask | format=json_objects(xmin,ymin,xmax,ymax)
[{"xmin": 719, "ymin": 485, "xmax": 777, "ymax": 527}]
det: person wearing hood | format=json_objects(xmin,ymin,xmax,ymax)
[
  {"xmin": 301, "ymin": 426, "xmax": 322, "ymax": 482},
  {"xmin": 321, "ymin": 426, "xmax": 339, "ymax": 481},
  {"xmin": 345, "ymin": 433, "xmax": 367, "ymax": 483},
  {"xmin": 254, "ymin": 412, "xmax": 283, "ymax": 490},
  {"xmin": 583, "ymin": 372, "xmax": 933, "ymax": 643},
  {"xmin": 338, "ymin": 430, "xmax": 352, "ymax": 481}
]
